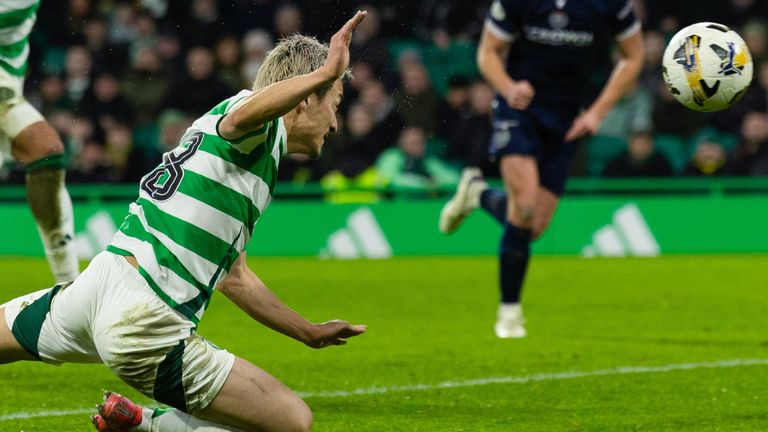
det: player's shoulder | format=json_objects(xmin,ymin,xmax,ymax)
[
  {"xmin": 206, "ymin": 90, "xmax": 253, "ymax": 117},
  {"xmin": 600, "ymin": 0, "xmax": 633, "ymax": 15}
]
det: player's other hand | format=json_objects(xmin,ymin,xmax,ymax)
[
  {"xmin": 320, "ymin": 10, "xmax": 367, "ymax": 82},
  {"xmin": 504, "ymin": 80, "xmax": 535, "ymax": 110},
  {"xmin": 306, "ymin": 320, "xmax": 367, "ymax": 349},
  {"xmin": 565, "ymin": 109, "xmax": 603, "ymax": 142}
]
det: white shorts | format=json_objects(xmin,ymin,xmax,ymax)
[
  {"xmin": 0, "ymin": 66, "xmax": 45, "ymax": 162},
  {"xmin": 2, "ymin": 251, "xmax": 235, "ymax": 413}
]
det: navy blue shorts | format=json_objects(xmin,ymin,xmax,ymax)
[{"xmin": 489, "ymin": 97, "xmax": 579, "ymax": 196}]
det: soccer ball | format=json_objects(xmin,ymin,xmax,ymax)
[{"xmin": 662, "ymin": 22, "xmax": 753, "ymax": 112}]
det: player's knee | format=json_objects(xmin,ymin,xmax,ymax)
[
  {"xmin": 276, "ymin": 397, "xmax": 313, "ymax": 432},
  {"xmin": 508, "ymin": 204, "xmax": 536, "ymax": 227},
  {"xmin": 12, "ymin": 122, "xmax": 65, "ymax": 166}
]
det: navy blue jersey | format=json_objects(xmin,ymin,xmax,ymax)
[{"xmin": 486, "ymin": 0, "xmax": 639, "ymax": 104}]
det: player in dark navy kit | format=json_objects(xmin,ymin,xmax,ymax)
[{"xmin": 440, "ymin": 0, "xmax": 644, "ymax": 337}]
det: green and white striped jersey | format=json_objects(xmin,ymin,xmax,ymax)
[
  {"xmin": 0, "ymin": 0, "xmax": 40, "ymax": 76},
  {"xmin": 108, "ymin": 90, "xmax": 287, "ymax": 324}
]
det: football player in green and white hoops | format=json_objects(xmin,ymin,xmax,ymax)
[
  {"xmin": 0, "ymin": 0, "xmax": 79, "ymax": 283},
  {"xmin": 0, "ymin": 10, "xmax": 368, "ymax": 432}
]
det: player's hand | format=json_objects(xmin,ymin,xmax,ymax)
[
  {"xmin": 305, "ymin": 320, "xmax": 367, "ymax": 349},
  {"xmin": 504, "ymin": 80, "xmax": 535, "ymax": 110},
  {"xmin": 564, "ymin": 109, "xmax": 603, "ymax": 142},
  {"xmin": 320, "ymin": 10, "xmax": 367, "ymax": 82}
]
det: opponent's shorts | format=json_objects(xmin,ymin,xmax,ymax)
[
  {"xmin": 2, "ymin": 251, "xmax": 235, "ymax": 413},
  {"xmin": 0, "ymin": 66, "xmax": 45, "ymax": 162},
  {"xmin": 489, "ymin": 96, "xmax": 579, "ymax": 196}
]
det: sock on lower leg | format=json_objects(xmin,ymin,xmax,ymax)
[
  {"xmin": 479, "ymin": 189, "xmax": 507, "ymax": 225},
  {"xmin": 499, "ymin": 223, "xmax": 532, "ymax": 304},
  {"xmin": 141, "ymin": 407, "xmax": 244, "ymax": 432},
  {"xmin": 25, "ymin": 165, "xmax": 79, "ymax": 282}
]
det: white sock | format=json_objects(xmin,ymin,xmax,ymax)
[
  {"xmin": 138, "ymin": 408, "xmax": 245, "ymax": 432},
  {"xmin": 36, "ymin": 185, "xmax": 79, "ymax": 282},
  {"xmin": 498, "ymin": 303, "xmax": 522, "ymax": 319},
  {"xmin": 28, "ymin": 172, "xmax": 79, "ymax": 283}
]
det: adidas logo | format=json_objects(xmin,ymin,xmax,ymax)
[
  {"xmin": 75, "ymin": 211, "xmax": 118, "ymax": 259},
  {"xmin": 582, "ymin": 204, "xmax": 660, "ymax": 257},
  {"xmin": 320, "ymin": 208, "xmax": 392, "ymax": 259}
]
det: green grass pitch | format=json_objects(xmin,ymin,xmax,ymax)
[{"xmin": 1, "ymin": 255, "xmax": 767, "ymax": 431}]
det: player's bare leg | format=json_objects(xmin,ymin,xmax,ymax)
[
  {"xmin": 94, "ymin": 357, "xmax": 310, "ymax": 432},
  {"xmin": 0, "ymin": 306, "xmax": 35, "ymax": 364},
  {"xmin": 195, "ymin": 357, "xmax": 312, "ymax": 432},
  {"xmin": 11, "ymin": 121, "xmax": 79, "ymax": 283},
  {"xmin": 532, "ymin": 187, "xmax": 560, "ymax": 240},
  {"xmin": 492, "ymin": 155, "xmax": 540, "ymax": 338}
]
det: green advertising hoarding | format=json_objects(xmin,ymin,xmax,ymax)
[{"xmin": 0, "ymin": 195, "xmax": 766, "ymax": 258}]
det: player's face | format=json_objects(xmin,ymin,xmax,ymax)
[{"xmin": 289, "ymin": 80, "xmax": 343, "ymax": 158}]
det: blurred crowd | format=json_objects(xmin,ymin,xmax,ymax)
[{"xmin": 1, "ymin": 0, "xmax": 767, "ymax": 190}]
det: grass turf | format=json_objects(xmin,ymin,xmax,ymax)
[{"xmin": 0, "ymin": 255, "xmax": 767, "ymax": 431}]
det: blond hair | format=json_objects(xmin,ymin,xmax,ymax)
[{"xmin": 252, "ymin": 34, "xmax": 351, "ymax": 98}]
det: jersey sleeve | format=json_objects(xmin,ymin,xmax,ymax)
[
  {"xmin": 484, "ymin": 0, "xmax": 520, "ymax": 42},
  {"xmin": 215, "ymin": 96, "xmax": 273, "ymax": 154},
  {"xmin": 608, "ymin": 0, "xmax": 641, "ymax": 41}
]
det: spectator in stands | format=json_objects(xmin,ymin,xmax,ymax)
[
  {"xmin": 83, "ymin": 16, "xmax": 128, "ymax": 76},
  {"xmin": 359, "ymin": 79, "xmax": 404, "ymax": 148},
  {"xmin": 81, "ymin": 72, "xmax": 135, "ymax": 129},
  {"xmin": 108, "ymin": 3, "xmax": 137, "ymax": 45},
  {"xmin": 273, "ymin": 4, "xmax": 302, "ymax": 40},
  {"xmin": 728, "ymin": 111, "xmax": 768, "ymax": 175},
  {"xmin": 446, "ymin": 80, "xmax": 497, "ymax": 176},
  {"xmin": 215, "ymin": 35, "xmax": 242, "ymax": 91},
  {"xmin": 35, "ymin": 74, "xmax": 76, "ymax": 117},
  {"xmin": 435, "ymin": 75, "xmax": 471, "ymax": 141},
  {"xmin": 165, "ymin": 46, "xmax": 231, "ymax": 116},
  {"xmin": 68, "ymin": 138, "xmax": 118, "ymax": 184},
  {"xmin": 63, "ymin": 45, "xmax": 93, "ymax": 107},
  {"xmin": 157, "ymin": 109, "xmax": 190, "ymax": 153},
  {"xmin": 683, "ymin": 140, "xmax": 729, "ymax": 176},
  {"xmin": 130, "ymin": 11, "xmax": 159, "ymax": 61},
  {"xmin": 240, "ymin": 30, "xmax": 273, "ymax": 86},
  {"xmin": 603, "ymin": 131, "xmax": 674, "ymax": 177},
  {"xmin": 349, "ymin": 5, "xmax": 390, "ymax": 83},
  {"xmin": 638, "ymin": 30, "xmax": 665, "ymax": 97},
  {"xmin": 742, "ymin": 60, "xmax": 768, "ymax": 112},
  {"xmin": 329, "ymin": 103, "xmax": 383, "ymax": 178},
  {"xmin": 742, "ymin": 20, "xmax": 768, "ymax": 65},
  {"xmin": 184, "ymin": 0, "xmax": 223, "ymax": 47},
  {"xmin": 594, "ymin": 83, "xmax": 653, "ymax": 141},
  {"xmin": 123, "ymin": 47, "xmax": 170, "ymax": 126},
  {"xmin": 376, "ymin": 127, "xmax": 459, "ymax": 192},
  {"xmin": 154, "ymin": 30, "xmax": 184, "ymax": 74},
  {"xmin": 652, "ymin": 80, "xmax": 704, "ymax": 140},
  {"xmin": 394, "ymin": 55, "xmax": 438, "ymax": 135}
]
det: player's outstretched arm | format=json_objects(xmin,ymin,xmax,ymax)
[
  {"xmin": 565, "ymin": 30, "xmax": 645, "ymax": 141},
  {"xmin": 218, "ymin": 10, "xmax": 367, "ymax": 141},
  {"xmin": 217, "ymin": 252, "xmax": 366, "ymax": 348}
]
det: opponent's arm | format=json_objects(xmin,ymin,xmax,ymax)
[
  {"xmin": 217, "ymin": 252, "xmax": 366, "ymax": 348},
  {"xmin": 218, "ymin": 10, "xmax": 367, "ymax": 141},
  {"xmin": 477, "ymin": 26, "xmax": 534, "ymax": 110},
  {"xmin": 565, "ymin": 30, "xmax": 645, "ymax": 141}
]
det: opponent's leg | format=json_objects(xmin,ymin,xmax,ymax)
[
  {"xmin": 11, "ymin": 121, "xmax": 79, "ymax": 283},
  {"xmin": 439, "ymin": 167, "xmax": 487, "ymax": 234},
  {"xmin": 532, "ymin": 187, "xmax": 560, "ymax": 240},
  {"xmin": 494, "ymin": 155, "xmax": 539, "ymax": 338}
]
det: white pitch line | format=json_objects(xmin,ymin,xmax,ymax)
[{"xmin": 2, "ymin": 358, "xmax": 767, "ymax": 422}]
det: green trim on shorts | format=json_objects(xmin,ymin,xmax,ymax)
[
  {"xmin": 25, "ymin": 154, "xmax": 66, "ymax": 171},
  {"xmin": 10, "ymin": 284, "xmax": 63, "ymax": 361},
  {"xmin": 154, "ymin": 339, "xmax": 188, "ymax": 413}
]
